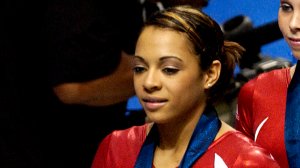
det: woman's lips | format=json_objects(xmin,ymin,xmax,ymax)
[
  {"xmin": 142, "ymin": 97, "xmax": 167, "ymax": 111},
  {"xmin": 288, "ymin": 37, "xmax": 300, "ymax": 49}
]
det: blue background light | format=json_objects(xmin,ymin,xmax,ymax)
[{"xmin": 203, "ymin": 0, "xmax": 293, "ymax": 62}]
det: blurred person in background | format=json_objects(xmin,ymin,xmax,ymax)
[
  {"xmin": 1, "ymin": 0, "xmax": 208, "ymax": 168},
  {"xmin": 236, "ymin": 0, "xmax": 300, "ymax": 167}
]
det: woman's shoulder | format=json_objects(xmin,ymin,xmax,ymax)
[
  {"xmin": 204, "ymin": 130, "xmax": 280, "ymax": 167},
  {"xmin": 100, "ymin": 123, "xmax": 148, "ymax": 149},
  {"xmin": 211, "ymin": 131, "xmax": 280, "ymax": 167},
  {"xmin": 194, "ymin": 130, "xmax": 279, "ymax": 167},
  {"xmin": 109, "ymin": 124, "xmax": 148, "ymax": 141},
  {"xmin": 244, "ymin": 68, "xmax": 290, "ymax": 88},
  {"xmin": 91, "ymin": 124, "xmax": 148, "ymax": 168},
  {"xmin": 239, "ymin": 67, "xmax": 290, "ymax": 99}
]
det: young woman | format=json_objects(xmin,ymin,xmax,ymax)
[
  {"xmin": 92, "ymin": 6, "xmax": 279, "ymax": 168},
  {"xmin": 236, "ymin": 0, "xmax": 300, "ymax": 167}
]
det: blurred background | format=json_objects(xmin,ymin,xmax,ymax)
[{"xmin": 204, "ymin": 0, "xmax": 295, "ymax": 63}]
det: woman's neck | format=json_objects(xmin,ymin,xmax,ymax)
[
  {"xmin": 153, "ymin": 121, "xmax": 197, "ymax": 168},
  {"xmin": 290, "ymin": 64, "xmax": 297, "ymax": 79},
  {"xmin": 153, "ymin": 106, "xmax": 204, "ymax": 168},
  {"xmin": 157, "ymin": 116, "xmax": 198, "ymax": 150}
]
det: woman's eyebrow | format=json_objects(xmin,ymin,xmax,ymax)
[{"xmin": 159, "ymin": 56, "xmax": 183, "ymax": 62}]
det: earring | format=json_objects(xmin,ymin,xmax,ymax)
[{"xmin": 207, "ymin": 83, "xmax": 212, "ymax": 87}]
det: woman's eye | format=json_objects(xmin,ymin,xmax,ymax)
[
  {"xmin": 133, "ymin": 66, "xmax": 145, "ymax": 73},
  {"xmin": 162, "ymin": 67, "xmax": 179, "ymax": 75},
  {"xmin": 280, "ymin": 3, "xmax": 292, "ymax": 12}
]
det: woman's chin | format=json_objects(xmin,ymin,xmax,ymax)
[
  {"xmin": 291, "ymin": 51, "xmax": 300, "ymax": 60},
  {"xmin": 146, "ymin": 114, "xmax": 169, "ymax": 124}
]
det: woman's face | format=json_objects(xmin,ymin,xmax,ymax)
[
  {"xmin": 278, "ymin": 0, "xmax": 300, "ymax": 59},
  {"xmin": 133, "ymin": 26, "xmax": 209, "ymax": 124}
]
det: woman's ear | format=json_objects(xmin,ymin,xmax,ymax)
[{"xmin": 204, "ymin": 60, "xmax": 221, "ymax": 89}]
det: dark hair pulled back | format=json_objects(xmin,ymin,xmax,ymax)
[{"xmin": 144, "ymin": 5, "xmax": 245, "ymax": 103}]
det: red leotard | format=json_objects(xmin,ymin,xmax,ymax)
[
  {"xmin": 92, "ymin": 124, "xmax": 279, "ymax": 168},
  {"xmin": 236, "ymin": 68, "xmax": 291, "ymax": 167}
]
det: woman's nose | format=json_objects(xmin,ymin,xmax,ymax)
[
  {"xmin": 289, "ymin": 12, "xmax": 300, "ymax": 33},
  {"xmin": 143, "ymin": 70, "xmax": 161, "ymax": 93}
]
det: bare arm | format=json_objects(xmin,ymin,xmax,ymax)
[{"xmin": 53, "ymin": 51, "xmax": 135, "ymax": 106}]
